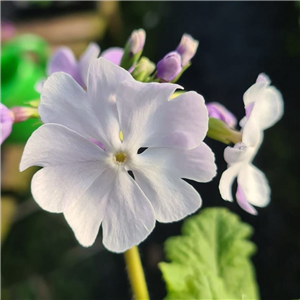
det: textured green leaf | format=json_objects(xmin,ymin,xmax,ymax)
[{"xmin": 159, "ymin": 208, "xmax": 259, "ymax": 300}]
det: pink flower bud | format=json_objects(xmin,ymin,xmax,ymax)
[
  {"xmin": 206, "ymin": 102, "xmax": 237, "ymax": 128},
  {"xmin": 156, "ymin": 51, "xmax": 182, "ymax": 82},
  {"xmin": 129, "ymin": 29, "xmax": 146, "ymax": 55},
  {"xmin": 176, "ymin": 34, "xmax": 199, "ymax": 66}
]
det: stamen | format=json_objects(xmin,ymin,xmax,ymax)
[{"xmin": 115, "ymin": 152, "xmax": 126, "ymax": 163}]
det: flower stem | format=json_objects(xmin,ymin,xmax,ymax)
[{"xmin": 124, "ymin": 246, "xmax": 150, "ymax": 300}]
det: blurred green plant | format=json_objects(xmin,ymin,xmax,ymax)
[
  {"xmin": 159, "ymin": 207, "xmax": 259, "ymax": 300},
  {"xmin": 1, "ymin": 34, "xmax": 49, "ymax": 143}
]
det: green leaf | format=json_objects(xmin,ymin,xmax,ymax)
[{"xmin": 159, "ymin": 208, "xmax": 260, "ymax": 300}]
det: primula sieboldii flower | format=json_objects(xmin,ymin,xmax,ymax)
[
  {"xmin": 1, "ymin": 104, "xmax": 14, "ymax": 144},
  {"xmin": 207, "ymin": 102, "xmax": 237, "ymax": 128},
  {"xmin": 20, "ymin": 58, "xmax": 216, "ymax": 253},
  {"xmin": 36, "ymin": 43, "xmax": 126, "ymax": 92},
  {"xmin": 47, "ymin": 43, "xmax": 100, "ymax": 88},
  {"xmin": 219, "ymin": 74, "xmax": 284, "ymax": 215},
  {"xmin": 176, "ymin": 34, "xmax": 199, "ymax": 67},
  {"xmin": 157, "ymin": 51, "xmax": 182, "ymax": 82}
]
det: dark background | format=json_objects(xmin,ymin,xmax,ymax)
[{"xmin": 1, "ymin": 1, "xmax": 300, "ymax": 300}]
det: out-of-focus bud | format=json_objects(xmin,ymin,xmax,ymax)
[
  {"xmin": 129, "ymin": 29, "xmax": 146, "ymax": 55},
  {"xmin": 120, "ymin": 29, "xmax": 146, "ymax": 70},
  {"xmin": 176, "ymin": 34, "xmax": 199, "ymax": 66},
  {"xmin": 206, "ymin": 102, "xmax": 237, "ymax": 128},
  {"xmin": 1, "ymin": 104, "xmax": 14, "ymax": 144},
  {"xmin": 11, "ymin": 107, "xmax": 39, "ymax": 123},
  {"xmin": 156, "ymin": 51, "xmax": 182, "ymax": 82},
  {"xmin": 207, "ymin": 118, "xmax": 242, "ymax": 145},
  {"xmin": 26, "ymin": 99, "xmax": 40, "ymax": 108},
  {"xmin": 1, "ymin": 21, "xmax": 16, "ymax": 42},
  {"xmin": 132, "ymin": 57, "xmax": 155, "ymax": 82}
]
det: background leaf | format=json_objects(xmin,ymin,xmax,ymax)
[{"xmin": 159, "ymin": 207, "xmax": 259, "ymax": 300}]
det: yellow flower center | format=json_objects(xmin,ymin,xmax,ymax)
[{"xmin": 115, "ymin": 152, "xmax": 127, "ymax": 163}]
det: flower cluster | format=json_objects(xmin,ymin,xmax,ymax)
[{"xmin": 5, "ymin": 28, "xmax": 283, "ymax": 252}]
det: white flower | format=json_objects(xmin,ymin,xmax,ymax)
[
  {"xmin": 20, "ymin": 58, "xmax": 216, "ymax": 253},
  {"xmin": 219, "ymin": 74, "xmax": 284, "ymax": 214}
]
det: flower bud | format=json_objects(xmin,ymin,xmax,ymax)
[
  {"xmin": 120, "ymin": 29, "xmax": 146, "ymax": 70},
  {"xmin": 207, "ymin": 117, "xmax": 242, "ymax": 145},
  {"xmin": 1, "ymin": 21, "xmax": 16, "ymax": 42},
  {"xmin": 176, "ymin": 34, "xmax": 199, "ymax": 66},
  {"xmin": 129, "ymin": 29, "xmax": 146, "ymax": 55},
  {"xmin": 206, "ymin": 102, "xmax": 237, "ymax": 128},
  {"xmin": 156, "ymin": 51, "xmax": 182, "ymax": 82},
  {"xmin": 11, "ymin": 107, "xmax": 39, "ymax": 123},
  {"xmin": 131, "ymin": 57, "xmax": 155, "ymax": 81}
]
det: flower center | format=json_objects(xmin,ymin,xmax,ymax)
[{"xmin": 114, "ymin": 152, "xmax": 127, "ymax": 163}]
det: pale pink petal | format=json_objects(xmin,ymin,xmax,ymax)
[
  {"xmin": 86, "ymin": 58, "xmax": 134, "ymax": 151},
  {"xmin": 47, "ymin": 47, "xmax": 83, "ymax": 86},
  {"xmin": 236, "ymin": 184, "xmax": 257, "ymax": 215},
  {"xmin": 237, "ymin": 164, "xmax": 271, "ymax": 207},
  {"xmin": 129, "ymin": 150, "xmax": 203, "ymax": 223},
  {"xmin": 1, "ymin": 104, "xmax": 14, "ymax": 144},
  {"xmin": 102, "ymin": 168, "xmax": 155, "ymax": 253},
  {"xmin": 101, "ymin": 47, "xmax": 124, "ymax": 65},
  {"xmin": 116, "ymin": 80, "xmax": 207, "ymax": 153},
  {"xmin": 78, "ymin": 42, "xmax": 100, "ymax": 87},
  {"xmin": 20, "ymin": 124, "xmax": 108, "ymax": 213},
  {"xmin": 64, "ymin": 168, "xmax": 116, "ymax": 247},
  {"xmin": 39, "ymin": 72, "xmax": 106, "ymax": 143},
  {"xmin": 219, "ymin": 165, "xmax": 240, "ymax": 202}
]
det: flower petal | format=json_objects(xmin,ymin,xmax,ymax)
[
  {"xmin": 102, "ymin": 168, "xmax": 155, "ymax": 253},
  {"xmin": 31, "ymin": 161, "xmax": 106, "ymax": 213},
  {"xmin": 64, "ymin": 168, "xmax": 116, "ymax": 247},
  {"xmin": 242, "ymin": 115, "xmax": 263, "ymax": 147},
  {"xmin": 236, "ymin": 184, "xmax": 257, "ymax": 215},
  {"xmin": 130, "ymin": 142, "xmax": 216, "ymax": 183},
  {"xmin": 20, "ymin": 124, "xmax": 108, "ymax": 213},
  {"xmin": 101, "ymin": 47, "xmax": 124, "ymax": 65},
  {"xmin": 86, "ymin": 58, "xmax": 134, "ymax": 151},
  {"xmin": 47, "ymin": 47, "xmax": 83, "ymax": 86},
  {"xmin": 1, "ymin": 104, "xmax": 14, "ymax": 144},
  {"xmin": 129, "ymin": 151, "xmax": 202, "ymax": 223},
  {"xmin": 224, "ymin": 143, "xmax": 250, "ymax": 165},
  {"xmin": 219, "ymin": 165, "xmax": 240, "ymax": 202},
  {"xmin": 39, "ymin": 72, "xmax": 105, "ymax": 143},
  {"xmin": 116, "ymin": 80, "xmax": 206, "ymax": 152},
  {"xmin": 20, "ymin": 123, "xmax": 107, "ymax": 171},
  {"xmin": 78, "ymin": 42, "xmax": 100, "ymax": 87},
  {"xmin": 237, "ymin": 164, "xmax": 271, "ymax": 207},
  {"xmin": 243, "ymin": 80, "xmax": 284, "ymax": 131}
]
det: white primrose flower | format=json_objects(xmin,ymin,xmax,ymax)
[
  {"xmin": 219, "ymin": 74, "xmax": 284, "ymax": 215},
  {"xmin": 20, "ymin": 58, "xmax": 216, "ymax": 253}
]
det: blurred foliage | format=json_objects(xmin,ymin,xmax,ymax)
[
  {"xmin": 160, "ymin": 208, "xmax": 259, "ymax": 299},
  {"xmin": 1, "ymin": 34, "xmax": 48, "ymax": 143}
]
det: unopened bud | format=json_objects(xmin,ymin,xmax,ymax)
[
  {"xmin": 132, "ymin": 57, "xmax": 155, "ymax": 81},
  {"xmin": 1, "ymin": 21, "xmax": 16, "ymax": 42},
  {"xmin": 176, "ymin": 34, "xmax": 199, "ymax": 66},
  {"xmin": 11, "ymin": 107, "xmax": 39, "ymax": 123},
  {"xmin": 206, "ymin": 102, "xmax": 237, "ymax": 128},
  {"xmin": 207, "ymin": 117, "xmax": 242, "ymax": 145},
  {"xmin": 129, "ymin": 29, "xmax": 146, "ymax": 55},
  {"xmin": 120, "ymin": 29, "xmax": 146, "ymax": 70},
  {"xmin": 156, "ymin": 51, "xmax": 182, "ymax": 82}
]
